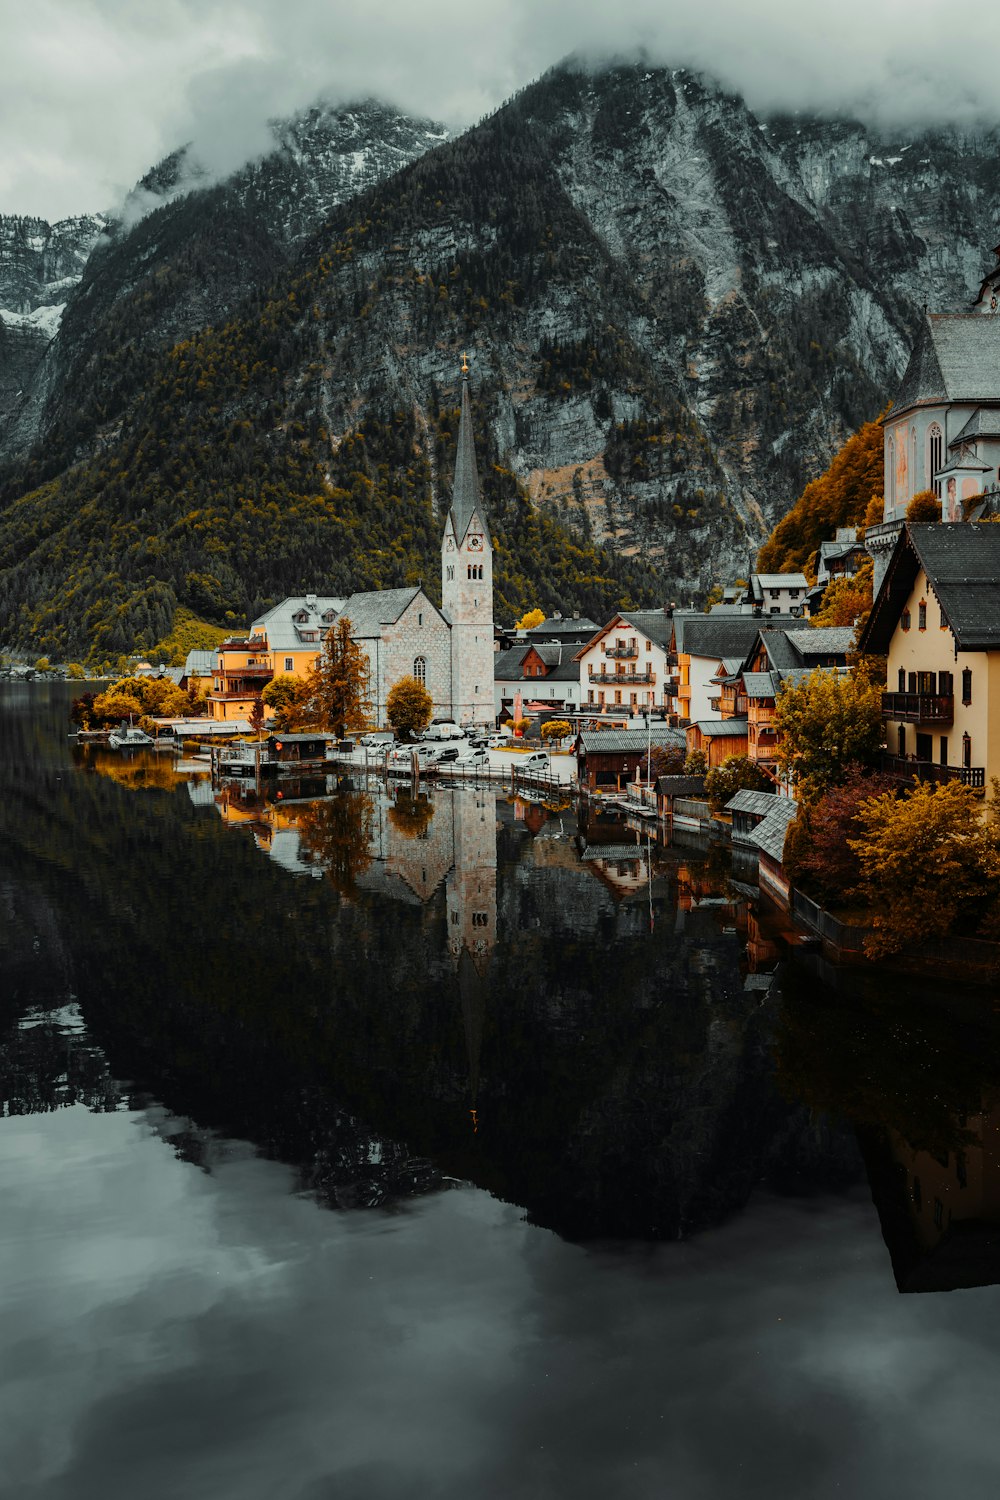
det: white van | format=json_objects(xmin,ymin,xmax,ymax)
[{"xmin": 421, "ymin": 721, "xmax": 464, "ymax": 741}]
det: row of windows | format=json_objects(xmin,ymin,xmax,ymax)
[
  {"xmin": 897, "ymin": 726, "xmax": 973, "ymax": 767},
  {"xmin": 901, "ymin": 599, "xmax": 947, "ymax": 631},
  {"xmin": 895, "ymin": 667, "xmax": 971, "ymax": 703},
  {"xmin": 468, "ymin": 564, "xmax": 484, "ymax": 580}
]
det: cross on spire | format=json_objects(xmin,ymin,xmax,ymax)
[{"xmin": 460, "ymin": 349, "xmax": 470, "ymax": 376}]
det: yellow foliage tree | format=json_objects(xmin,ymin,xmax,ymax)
[
  {"xmin": 810, "ymin": 559, "xmax": 874, "ymax": 631},
  {"xmin": 515, "ymin": 607, "xmax": 546, "ymax": 630},
  {"xmin": 775, "ymin": 662, "xmax": 884, "ymax": 798},
  {"xmin": 906, "ymin": 489, "xmax": 941, "ymax": 523},
  {"xmin": 386, "ymin": 675, "xmax": 433, "ymax": 739}
]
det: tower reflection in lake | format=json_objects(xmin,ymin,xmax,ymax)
[{"xmin": 5, "ymin": 688, "xmax": 1000, "ymax": 1292}]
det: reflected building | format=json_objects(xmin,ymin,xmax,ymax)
[{"xmin": 864, "ymin": 1102, "xmax": 1000, "ymax": 1293}]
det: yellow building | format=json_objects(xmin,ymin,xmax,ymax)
[
  {"xmin": 859, "ymin": 523, "xmax": 1000, "ymax": 792},
  {"xmin": 206, "ymin": 594, "xmax": 344, "ymax": 722}
]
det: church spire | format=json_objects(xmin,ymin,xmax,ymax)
[{"xmin": 450, "ymin": 355, "xmax": 490, "ymax": 546}]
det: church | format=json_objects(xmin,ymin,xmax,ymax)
[{"xmin": 207, "ymin": 360, "xmax": 496, "ymax": 727}]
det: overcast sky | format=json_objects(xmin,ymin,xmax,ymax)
[{"xmin": 4, "ymin": 0, "xmax": 1000, "ymax": 221}]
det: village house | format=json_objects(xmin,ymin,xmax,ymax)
[
  {"xmin": 574, "ymin": 611, "xmax": 676, "ymax": 718},
  {"xmin": 716, "ymin": 625, "xmax": 854, "ymax": 773},
  {"xmin": 684, "ymin": 716, "xmax": 750, "ymax": 768},
  {"xmin": 669, "ymin": 613, "xmax": 800, "ymax": 724},
  {"xmin": 575, "ymin": 726, "xmax": 685, "ymax": 792},
  {"xmin": 494, "ymin": 640, "xmax": 582, "ymax": 720},
  {"xmin": 857, "ymin": 522, "xmax": 1000, "ymax": 793}
]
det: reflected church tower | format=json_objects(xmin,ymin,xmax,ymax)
[{"xmin": 445, "ymin": 788, "xmax": 498, "ymax": 1121}]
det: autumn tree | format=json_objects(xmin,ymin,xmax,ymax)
[
  {"xmin": 775, "ymin": 662, "xmax": 884, "ymax": 798},
  {"xmin": 809, "ymin": 558, "xmax": 874, "ymax": 631},
  {"xmin": 515, "ymin": 607, "xmax": 546, "ymax": 630},
  {"xmin": 848, "ymin": 780, "xmax": 994, "ymax": 957},
  {"xmin": 781, "ymin": 765, "xmax": 898, "ymax": 905},
  {"xmin": 758, "ymin": 415, "xmax": 885, "ymax": 575},
  {"xmin": 261, "ymin": 673, "xmax": 312, "ymax": 731},
  {"xmin": 704, "ymin": 755, "xmax": 771, "ymax": 811},
  {"xmin": 648, "ymin": 743, "xmax": 686, "ymax": 778},
  {"xmin": 310, "ymin": 616, "xmax": 372, "ymax": 737},
  {"xmin": 540, "ymin": 719, "xmax": 572, "ymax": 743},
  {"xmin": 248, "ymin": 698, "xmax": 266, "ymax": 738},
  {"xmin": 684, "ymin": 748, "xmax": 708, "ymax": 775},
  {"xmin": 906, "ymin": 489, "xmax": 940, "ymax": 523},
  {"xmin": 293, "ymin": 792, "xmax": 375, "ymax": 900},
  {"xmin": 386, "ymin": 674, "xmax": 433, "ymax": 740}
]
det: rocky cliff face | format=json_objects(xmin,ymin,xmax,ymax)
[
  {"xmin": 0, "ymin": 100, "xmax": 447, "ymax": 462},
  {"xmin": 5, "ymin": 60, "xmax": 1000, "ymax": 652},
  {"xmin": 0, "ymin": 213, "xmax": 106, "ymax": 422}
]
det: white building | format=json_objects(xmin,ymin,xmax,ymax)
[{"xmin": 575, "ymin": 611, "xmax": 675, "ymax": 717}]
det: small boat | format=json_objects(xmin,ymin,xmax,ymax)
[{"xmin": 108, "ymin": 720, "xmax": 153, "ymax": 750}]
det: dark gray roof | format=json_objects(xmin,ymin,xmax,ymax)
[
  {"xmin": 937, "ymin": 456, "xmax": 992, "ymax": 476},
  {"xmin": 619, "ymin": 610, "xmax": 675, "ymax": 648},
  {"xmin": 656, "ymin": 775, "xmax": 706, "ymax": 796},
  {"xmin": 527, "ymin": 617, "xmax": 599, "ymax": 637},
  {"xmin": 339, "ymin": 587, "xmax": 425, "ymax": 637},
  {"xmin": 725, "ymin": 789, "xmax": 777, "ymax": 816},
  {"xmin": 742, "ymin": 671, "xmax": 779, "ymax": 698},
  {"xmin": 752, "ymin": 629, "xmax": 800, "ymax": 671},
  {"xmin": 449, "ymin": 377, "xmax": 490, "ymax": 546},
  {"xmin": 860, "ymin": 523, "xmax": 1000, "ymax": 652},
  {"xmin": 534, "ymin": 643, "xmax": 562, "ymax": 666},
  {"xmin": 676, "ymin": 615, "xmax": 790, "ymax": 659},
  {"xmin": 749, "ymin": 798, "xmax": 799, "ymax": 862},
  {"xmin": 894, "ymin": 315, "xmax": 1000, "ymax": 413},
  {"xmin": 578, "ymin": 727, "xmax": 686, "ymax": 754},
  {"xmin": 494, "ymin": 647, "xmax": 531, "ymax": 679},
  {"xmin": 581, "ymin": 844, "xmax": 648, "ymax": 863},
  {"xmin": 690, "ymin": 717, "xmax": 748, "ymax": 737},
  {"xmin": 949, "ymin": 407, "xmax": 1000, "ymax": 447},
  {"xmin": 548, "ymin": 655, "xmax": 582, "ymax": 682},
  {"xmin": 784, "ymin": 627, "xmax": 855, "ymax": 658}
]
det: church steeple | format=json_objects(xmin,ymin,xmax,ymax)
[
  {"xmin": 450, "ymin": 356, "xmax": 491, "ymax": 546},
  {"xmin": 441, "ymin": 351, "xmax": 495, "ymax": 726}
]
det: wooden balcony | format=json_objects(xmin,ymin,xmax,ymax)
[
  {"xmin": 590, "ymin": 669, "xmax": 655, "ymax": 684},
  {"xmin": 604, "ymin": 644, "xmax": 638, "ymax": 659},
  {"xmin": 882, "ymin": 692, "xmax": 953, "ymax": 724},
  {"xmin": 882, "ymin": 754, "xmax": 985, "ymax": 790}
]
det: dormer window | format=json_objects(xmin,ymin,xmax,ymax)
[
  {"xmin": 322, "ymin": 610, "xmax": 336, "ymax": 623},
  {"xmin": 293, "ymin": 611, "xmax": 309, "ymax": 624}
]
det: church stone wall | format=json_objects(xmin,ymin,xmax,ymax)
[{"xmin": 355, "ymin": 591, "xmax": 453, "ymax": 726}]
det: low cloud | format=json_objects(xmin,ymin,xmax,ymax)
[{"xmin": 3, "ymin": 0, "xmax": 1000, "ymax": 221}]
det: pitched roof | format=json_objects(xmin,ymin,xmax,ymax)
[
  {"xmin": 860, "ymin": 522, "xmax": 1000, "ymax": 652},
  {"xmin": 754, "ymin": 573, "xmax": 809, "ymax": 590},
  {"xmin": 578, "ymin": 727, "xmax": 686, "ymax": 754},
  {"xmin": 742, "ymin": 671, "xmax": 779, "ymax": 698},
  {"xmin": 894, "ymin": 314, "xmax": 1000, "ymax": 413},
  {"xmin": 690, "ymin": 717, "xmax": 749, "ymax": 737},
  {"xmin": 449, "ymin": 377, "xmax": 490, "ymax": 546},
  {"xmin": 949, "ymin": 407, "xmax": 1000, "ymax": 447},
  {"xmin": 784, "ymin": 627, "xmax": 855, "ymax": 658},
  {"xmin": 725, "ymin": 788, "xmax": 777, "ymax": 816},
  {"xmin": 750, "ymin": 628, "xmax": 801, "ymax": 672},
  {"xmin": 183, "ymin": 649, "xmax": 217, "ymax": 676},
  {"xmin": 655, "ymin": 775, "xmax": 706, "ymax": 796},
  {"xmin": 619, "ymin": 610, "xmax": 675, "ymax": 648},
  {"xmin": 494, "ymin": 646, "xmax": 532, "ymax": 679},
  {"xmin": 748, "ymin": 798, "xmax": 799, "ymax": 862},
  {"xmin": 526, "ymin": 617, "xmax": 599, "ymax": 637},
  {"xmin": 339, "ymin": 587, "xmax": 426, "ymax": 637},
  {"xmin": 676, "ymin": 615, "xmax": 795, "ymax": 659},
  {"xmin": 251, "ymin": 595, "xmax": 345, "ymax": 651}
]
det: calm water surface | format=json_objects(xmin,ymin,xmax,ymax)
[{"xmin": 2, "ymin": 682, "xmax": 1000, "ymax": 1499}]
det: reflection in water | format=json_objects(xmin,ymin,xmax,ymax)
[{"xmin": 7, "ymin": 686, "xmax": 1000, "ymax": 1495}]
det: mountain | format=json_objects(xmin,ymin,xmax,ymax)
[
  {"xmin": 4, "ymin": 60, "xmax": 1000, "ymax": 658},
  {"xmin": 0, "ymin": 212, "xmax": 106, "ymax": 426}
]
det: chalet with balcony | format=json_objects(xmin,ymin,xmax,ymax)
[
  {"xmin": 574, "ymin": 611, "xmax": 675, "ymax": 718},
  {"xmin": 207, "ymin": 593, "xmax": 344, "ymax": 721},
  {"xmin": 494, "ymin": 641, "xmax": 582, "ymax": 719},
  {"xmin": 669, "ymin": 614, "xmax": 799, "ymax": 724},
  {"xmin": 858, "ymin": 522, "xmax": 1000, "ymax": 793},
  {"xmin": 727, "ymin": 626, "xmax": 854, "ymax": 771}
]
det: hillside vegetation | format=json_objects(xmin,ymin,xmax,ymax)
[{"xmin": 757, "ymin": 417, "xmax": 884, "ymax": 577}]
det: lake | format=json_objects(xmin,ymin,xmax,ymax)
[{"xmin": 2, "ymin": 681, "xmax": 999, "ymax": 1499}]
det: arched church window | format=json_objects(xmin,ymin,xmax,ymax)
[
  {"xmin": 928, "ymin": 424, "xmax": 942, "ymax": 491},
  {"xmin": 887, "ymin": 436, "xmax": 895, "ymax": 508},
  {"xmin": 413, "ymin": 656, "xmax": 427, "ymax": 685}
]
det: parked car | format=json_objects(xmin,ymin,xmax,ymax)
[
  {"xmin": 521, "ymin": 751, "xmax": 551, "ymax": 771},
  {"xmin": 487, "ymin": 734, "xmax": 511, "ymax": 749},
  {"xmin": 456, "ymin": 746, "xmax": 490, "ymax": 766},
  {"xmin": 359, "ymin": 730, "xmax": 395, "ymax": 748}
]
